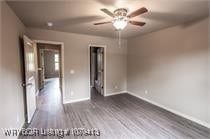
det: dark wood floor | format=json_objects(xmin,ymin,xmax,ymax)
[{"xmin": 20, "ymin": 78, "xmax": 210, "ymax": 139}]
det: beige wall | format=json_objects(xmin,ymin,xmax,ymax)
[
  {"xmin": 27, "ymin": 28, "xmax": 127, "ymax": 102},
  {"xmin": 0, "ymin": 2, "xmax": 3, "ymax": 138},
  {"xmin": 208, "ymin": 7, "xmax": 210, "ymax": 125},
  {"xmin": 128, "ymin": 17, "xmax": 209, "ymax": 126},
  {"xmin": 0, "ymin": 1, "xmax": 1, "ymax": 54},
  {"xmin": 0, "ymin": 1, "xmax": 26, "ymax": 138}
]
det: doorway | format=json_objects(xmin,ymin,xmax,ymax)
[
  {"xmin": 89, "ymin": 45, "xmax": 106, "ymax": 98},
  {"xmin": 36, "ymin": 42, "xmax": 64, "ymax": 104},
  {"xmin": 37, "ymin": 43, "xmax": 61, "ymax": 89}
]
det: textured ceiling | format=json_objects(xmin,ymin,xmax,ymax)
[{"xmin": 7, "ymin": 0, "xmax": 209, "ymax": 38}]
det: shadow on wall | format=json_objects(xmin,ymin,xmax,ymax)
[
  {"xmin": 181, "ymin": 16, "xmax": 209, "ymax": 28},
  {"xmin": 142, "ymin": 11, "xmax": 209, "ymax": 27},
  {"xmin": 53, "ymin": 16, "xmax": 105, "ymax": 27}
]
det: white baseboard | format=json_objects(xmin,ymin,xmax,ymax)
[
  {"xmin": 127, "ymin": 91, "xmax": 210, "ymax": 129},
  {"xmin": 63, "ymin": 97, "xmax": 90, "ymax": 104},
  {"xmin": 105, "ymin": 91, "xmax": 126, "ymax": 97}
]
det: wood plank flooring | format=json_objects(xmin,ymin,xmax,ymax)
[{"xmin": 20, "ymin": 78, "xmax": 210, "ymax": 139}]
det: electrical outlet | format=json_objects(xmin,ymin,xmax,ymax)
[{"xmin": 145, "ymin": 90, "xmax": 148, "ymax": 95}]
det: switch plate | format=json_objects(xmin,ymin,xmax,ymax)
[
  {"xmin": 70, "ymin": 70, "xmax": 75, "ymax": 74},
  {"xmin": 145, "ymin": 90, "xmax": 148, "ymax": 94}
]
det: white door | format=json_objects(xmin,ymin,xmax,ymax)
[
  {"xmin": 23, "ymin": 35, "xmax": 37, "ymax": 123},
  {"xmin": 38, "ymin": 49, "xmax": 45, "ymax": 90},
  {"xmin": 97, "ymin": 48, "xmax": 104, "ymax": 95}
]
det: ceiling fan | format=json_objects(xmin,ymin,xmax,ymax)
[{"xmin": 94, "ymin": 7, "xmax": 148, "ymax": 30}]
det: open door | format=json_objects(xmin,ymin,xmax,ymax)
[
  {"xmin": 37, "ymin": 49, "xmax": 45, "ymax": 90},
  {"xmin": 97, "ymin": 48, "xmax": 104, "ymax": 95},
  {"xmin": 23, "ymin": 35, "xmax": 37, "ymax": 123}
]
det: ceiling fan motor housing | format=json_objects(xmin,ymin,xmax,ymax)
[{"xmin": 114, "ymin": 8, "xmax": 128, "ymax": 18}]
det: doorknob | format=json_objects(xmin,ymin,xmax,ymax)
[{"xmin": 22, "ymin": 83, "xmax": 33, "ymax": 87}]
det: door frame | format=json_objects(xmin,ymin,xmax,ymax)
[
  {"xmin": 34, "ymin": 40, "xmax": 65, "ymax": 104},
  {"xmin": 88, "ymin": 44, "xmax": 106, "ymax": 97}
]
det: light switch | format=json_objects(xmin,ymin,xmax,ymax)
[
  {"xmin": 70, "ymin": 70, "xmax": 75, "ymax": 74},
  {"xmin": 145, "ymin": 90, "xmax": 148, "ymax": 94}
]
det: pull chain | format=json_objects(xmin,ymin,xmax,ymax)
[{"xmin": 118, "ymin": 30, "xmax": 121, "ymax": 48}]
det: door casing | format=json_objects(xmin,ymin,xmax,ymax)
[{"xmin": 88, "ymin": 44, "xmax": 106, "ymax": 97}]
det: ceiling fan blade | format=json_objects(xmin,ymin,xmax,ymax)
[
  {"xmin": 127, "ymin": 7, "xmax": 148, "ymax": 18},
  {"xmin": 100, "ymin": 9, "xmax": 114, "ymax": 17},
  {"xmin": 129, "ymin": 21, "xmax": 146, "ymax": 26},
  {"xmin": 94, "ymin": 21, "xmax": 112, "ymax": 25}
]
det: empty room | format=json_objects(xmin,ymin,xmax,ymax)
[{"xmin": 0, "ymin": 0, "xmax": 210, "ymax": 139}]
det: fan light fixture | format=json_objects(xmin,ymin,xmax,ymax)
[
  {"xmin": 94, "ymin": 7, "xmax": 148, "ymax": 47},
  {"xmin": 112, "ymin": 8, "xmax": 128, "ymax": 30},
  {"xmin": 113, "ymin": 18, "xmax": 128, "ymax": 30},
  {"xmin": 94, "ymin": 7, "xmax": 148, "ymax": 30}
]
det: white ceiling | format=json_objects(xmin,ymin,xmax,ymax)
[{"xmin": 7, "ymin": 0, "xmax": 209, "ymax": 38}]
